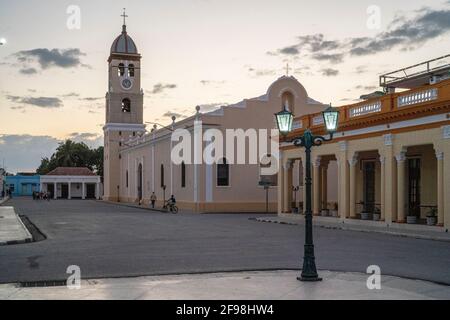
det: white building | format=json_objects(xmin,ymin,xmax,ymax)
[
  {"xmin": 40, "ymin": 167, "xmax": 101, "ymax": 200},
  {"xmin": 0, "ymin": 168, "xmax": 5, "ymax": 197}
]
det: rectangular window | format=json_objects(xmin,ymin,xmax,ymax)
[
  {"xmin": 181, "ymin": 162, "xmax": 186, "ymax": 188},
  {"xmin": 217, "ymin": 160, "xmax": 229, "ymax": 187}
]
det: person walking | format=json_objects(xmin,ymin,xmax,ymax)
[{"xmin": 150, "ymin": 192, "xmax": 157, "ymax": 209}]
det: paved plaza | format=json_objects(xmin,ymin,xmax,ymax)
[
  {"xmin": 0, "ymin": 198, "xmax": 449, "ymax": 299},
  {"xmin": 2, "ymin": 270, "xmax": 450, "ymax": 300}
]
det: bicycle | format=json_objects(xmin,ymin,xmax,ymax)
[{"xmin": 163, "ymin": 201, "xmax": 179, "ymax": 214}]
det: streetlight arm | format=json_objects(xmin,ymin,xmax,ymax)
[{"xmin": 285, "ymin": 129, "xmax": 334, "ymax": 149}]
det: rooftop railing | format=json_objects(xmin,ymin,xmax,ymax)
[{"xmin": 291, "ymin": 78, "xmax": 450, "ymax": 135}]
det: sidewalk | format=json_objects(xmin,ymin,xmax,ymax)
[
  {"xmin": 0, "ymin": 206, "xmax": 33, "ymax": 245},
  {"xmin": 0, "ymin": 270, "xmax": 449, "ymax": 300},
  {"xmin": 255, "ymin": 214, "xmax": 450, "ymax": 242}
]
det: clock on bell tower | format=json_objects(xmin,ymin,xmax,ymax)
[{"xmin": 103, "ymin": 10, "xmax": 145, "ymax": 201}]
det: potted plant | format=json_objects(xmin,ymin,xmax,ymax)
[
  {"xmin": 320, "ymin": 202, "xmax": 329, "ymax": 216},
  {"xmin": 330, "ymin": 202, "xmax": 338, "ymax": 217},
  {"xmin": 426, "ymin": 207, "xmax": 437, "ymax": 226},
  {"xmin": 373, "ymin": 207, "xmax": 381, "ymax": 221}
]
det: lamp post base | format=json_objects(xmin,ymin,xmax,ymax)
[{"xmin": 297, "ymin": 276, "xmax": 323, "ymax": 282}]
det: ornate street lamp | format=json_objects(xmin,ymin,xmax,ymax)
[{"xmin": 275, "ymin": 104, "xmax": 339, "ymax": 282}]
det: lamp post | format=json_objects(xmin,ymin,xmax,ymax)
[{"xmin": 275, "ymin": 104, "xmax": 339, "ymax": 282}]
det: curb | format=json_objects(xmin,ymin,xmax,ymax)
[
  {"xmin": 0, "ymin": 208, "xmax": 33, "ymax": 246},
  {"xmin": 253, "ymin": 217, "xmax": 450, "ymax": 243},
  {"xmin": 99, "ymin": 200, "xmax": 168, "ymax": 213}
]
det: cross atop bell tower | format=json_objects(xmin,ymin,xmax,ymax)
[{"xmin": 121, "ymin": 8, "xmax": 128, "ymax": 29}]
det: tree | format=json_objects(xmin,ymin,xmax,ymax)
[{"xmin": 36, "ymin": 140, "xmax": 103, "ymax": 179}]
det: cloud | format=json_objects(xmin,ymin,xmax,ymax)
[
  {"xmin": 200, "ymin": 80, "xmax": 226, "ymax": 86},
  {"xmin": 321, "ymin": 68, "xmax": 339, "ymax": 77},
  {"xmin": 199, "ymin": 102, "xmax": 228, "ymax": 113},
  {"xmin": 268, "ymin": 8, "xmax": 450, "ymax": 64},
  {"xmin": 80, "ymin": 97, "xmax": 103, "ymax": 101},
  {"xmin": 13, "ymin": 48, "xmax": 87, "ymax": 69},
  {"xmin": 67, "ymin": 132, "xmax": 103, "ymax": 148},
  {"xmin": 0, "ymin": 133, "xmax": 103, "ymax": 173},
  {"xmin": 6, "ymin": 95, "xmax": 63, "ymax": 108},
  {"xmin": 278, "ymin": 45, "xmax": 300, "ymax": 55},
  {"xmin": 149, "ymin": 83, "xmax": 177, "ymax": 94},
  {"xmin": 0, "ymin": 135, "xmax": 60, "ymax": 173},
  {"xmin": 314, "ymin": 53, "xmax": 344, "ymax": 63},
  {"xmin": 60, "ymin": 92, "xmax": 80, "ymax": 98},
  {"xmin": 355, "ymin": 85, "xmax": 379, "ymax": 91},
  {"xmin": 19, "ymin": 67, "xmax": 38, "ymax": 75},
  {"xmin": 248, "ymin": 67, "xmax": 277, "ymax": 77},
  {"xmin": 162, "ymin": 111, "xmax": 189, "ymax": 120},
  {"xmin": 350, "ymin": 9, "xmax": 450, "ymax": 56}
]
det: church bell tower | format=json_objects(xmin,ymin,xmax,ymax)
[{"xmin": 103, "ymin": 10, "xmax": 145, "ymax": 201}]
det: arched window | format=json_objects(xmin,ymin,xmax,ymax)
[
  {"xmin": 118, "ymin": 63, "xmax": 125, "ymax": 77},
  {"xmin": 122, "ymin": 98, "xmax": 131, "ymax": 113},
  {"xmin": 281, "ymin": 91, "xmax": 295, "ymax": 112},
  {"xmin": 128, "ymin": 64, "xmax": 135, "ymax": 77},
  {"xmin": 217, "ymin": 158, "xmax": 229, "ymax": 187},
  {"xmin": 160, "ymin": 164, "xmax": 165, "ymax": 188},
  {"xmin": 181, "ymin": 161, "xmax": 186, "ymax": 188}
]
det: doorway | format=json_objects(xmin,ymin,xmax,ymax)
[
  {"xmin": 137, "ymin": 163, "xmax": 143, "ymax": 201},
  {"xmin": 61, "ymin": 184, "xmax": 69, "ymax": 199},
  {"xmin": 408, "ymin": 158, "xmax": 421, "ymax": 218},
  {"xmin": 86, "ymin": 184, "xmax": 96, "ymax": 199},
  {"xmin": 363, "ymin": 161, "xmax": 376, "ymax": 213}
]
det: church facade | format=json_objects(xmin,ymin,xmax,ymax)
[{"xmin": 102, "ymin": 20, "xmax": 331, "ymax": 212}]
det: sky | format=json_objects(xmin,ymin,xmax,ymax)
[{"xmin": 1, "ymin": 0, "xmax": 450, "ymax": 172}]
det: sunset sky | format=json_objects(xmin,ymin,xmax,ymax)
[{"xmin": 1, "ymin": 0, "xmax": 450, "ymax": 172}]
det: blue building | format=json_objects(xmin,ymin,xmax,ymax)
[{"xmin": 5, "ymin": 174, "xmax": 40, "ymax": 197}]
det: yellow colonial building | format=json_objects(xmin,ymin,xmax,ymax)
[{"xmin": 279, "ymin": 58, "xmax": 450, "ymax": 231}]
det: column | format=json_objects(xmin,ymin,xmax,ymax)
[
  {"xmin": 321, "ymin": 164, "xmax": 328, "ymax": 210},
  {"xmin": 68, "ymin": 181, "xmax": 72, "ymax": 200},
  {"xmin": 380, "ymin": 156, "xmax": 386, "ymax": 221},
  {"xmin": 396, "ymin": 152, "xmax": 406, "ymax": 223},
  {"xmin": 54, "ymin": 182, "xmax": 57, "ymax": 199},
  {"xmin": 436, "ymin": 152, "xmax": 444, "ymax": 226},
  {"xmin": 336, "ymin": 160, "xmax": 341, "ymax": 217},
  {"xmin": 313, "ymin": 157, "xmax": 321, "ymax": 215},
  {"xmin": 349, "ymin": 155, "xmax": 358, "ymax": 219},
  {"xmin": 82, "ymin": 182, "xmax": 86, "ymax": 200},
  {"xmin": 283, "ymin": 160, "xmax": 293, "ymax": 213},
  {"xmin": 96, "ymin": 182, "xmax": 100, "ymax": 200},
  {"xmin": 277, "ymin": 156, "xmax": 285, "ymax": 214},
  {"xmin": 287, "ymin": 162, "xmax": 293, "ymax": 212},
  {"xmin": 382, "ymin": 134, "xmax": 396, "ymax": 224},
  {"xmin": 338, "ymin": 141, "xmax": 350, "ymax": 219}
]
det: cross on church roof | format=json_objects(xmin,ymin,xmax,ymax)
[
  {"xmin": 285, "ymin": 63, "xmax": 291, "ymax": 76},
  {"xmin": 121, "ymin": 8, "xmax": 128, "ymax": 26}
]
